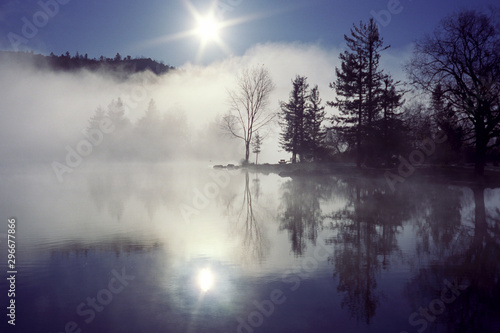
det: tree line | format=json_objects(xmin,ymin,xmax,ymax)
[
  {"xmin": 0, "ymin": 50, "xmax": 174, "ymax": 76},
  {"xmin": 222, "ymin": 9, "xmax": 500, "ymax": 176}
]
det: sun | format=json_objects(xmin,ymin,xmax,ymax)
[
  {"xmin": 196, "ymin": 15, "xmax": 221, "ymax": 42},
  {"xmin": 139, "ymin": 1, "xmax": 267, "ymax": 62}
]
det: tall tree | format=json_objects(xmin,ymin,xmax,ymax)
[
  {"xmin": 279, "ymin": 75, "xmax": 309, "ymax": 163},
  {"xmin": 329, "ymin": 18, "xmax": 388, "ymax": 168},
  {"xmin": 222, "ymin": 65, "xmax": 275, "ymax": 164},
  {"xmin": 406, "ymin": 9, "xmax": 500, "ymax": 175},
  {"xmin": 305, "ymin": 85, "xmax": 327, "ymax": 160}
]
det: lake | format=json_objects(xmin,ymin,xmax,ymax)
[{"xmin": 1, "ymin": 162, "xmax": 499, "ymax": 333}]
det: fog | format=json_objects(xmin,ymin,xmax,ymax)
[{"xmin": 0, "ymin": 42, "xmax": 410, "ymax": 171}]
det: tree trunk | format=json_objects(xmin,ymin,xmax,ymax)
[
  {"xmin": 475, "ymin": 144, "xmax": 486, "ymax": 176},
  {"xmin": 474, "ymin": 123, "xmax": 487, "ymax": 176},
  {"xmin": 245, "ymin": 141, "xmax": 250, "ymax": 164}
]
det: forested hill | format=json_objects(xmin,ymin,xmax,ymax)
[{"xmin": 0, "ymin": 51, "xmax": 174, "ymax": 76}]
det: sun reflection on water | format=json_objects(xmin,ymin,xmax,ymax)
[{"xmin": 197, "ymin": 268, "xmax": 214, "ymax": 292}]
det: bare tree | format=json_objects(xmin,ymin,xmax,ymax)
[
  {"xmin": 406, "ymin": 9, "xmax": 500, "ymax": 175},
  {"xmin": 222, "ymin": 65, "xmax": 275, "ymax": 164}
]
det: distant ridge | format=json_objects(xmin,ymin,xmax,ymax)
[{"xmin": 0, "ymin": 50, "xmax": 174, "ymax": 77}]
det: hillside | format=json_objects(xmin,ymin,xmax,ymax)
[{"xmin": 0, "ymin": 50, "xmax": 174, "ymax": 77}]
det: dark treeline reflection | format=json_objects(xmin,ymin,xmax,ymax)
[
  {"xmin": 402, "ymin": 185, "xmax": 500, "ymax": 332},
  {"xmin": 325, "ymin": 179, "xmax": 413, "ymax": 324},
  {"xmin": 277, "ymin": 176, "xmax": 333, "ymax": 256},
  {"xmin": 269, "ymin": 174, "xmax": 500, "ymax": 329}
]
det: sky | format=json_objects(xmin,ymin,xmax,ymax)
[
  {"xmin": 0, "ymin": 0, "xmax": 497, "ymax": 165},
  {"xmin": 0, "ymin": 0, "xmax": 496, "ymax": 66}
]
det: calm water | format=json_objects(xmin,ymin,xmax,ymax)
[{"xmin": 0, "ymin": 163, "xmax": 499, "ymax": 333}]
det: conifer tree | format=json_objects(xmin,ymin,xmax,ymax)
[
  {"xmin": 305, "ymin": 85, "xmax": 327, "ymax": 160},
  {"xmin": 328, "ymin": 18, "xmax": 389, "ymax": 167},
  {"xmin": 279, "ymin": 75, "xmax": 309, "ymax": 163},
  {"xmin": 252, "ymin": 132, "xmax": 263, "ymax": 165}
]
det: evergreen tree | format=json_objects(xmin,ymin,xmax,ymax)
[
  {"xmin": 279, "ymin": 75, "xmax": 309, "ymax": 163},
  {"xmin": 106, "ymin": 98, "xmax": 131, "ymax": 130},
  {"xmin": 328, "ymin": 18, "xmax": 388, "ymax": 167},
  {"xmin": 87, "ymin": 106, "xmax": 106, "ymax": 131},
  {"xmin": 305, "ymin": 85, "xmax": 327, "ymax": 160},
  {"xmin": 137, "ymin": 99, "xmax": 161, "ymax": 135},
  {"xmin": 252, "ymin": 132, "xmax": 263, "ymax": 165}
]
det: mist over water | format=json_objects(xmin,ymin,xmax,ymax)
[{"xmin": 1, "ymin": 158, "xmax": 500, "ymax": 332}]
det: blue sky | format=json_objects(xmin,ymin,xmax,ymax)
[{"xmin": 0, "ymin": 0, "xmax": 496, "ymax": 66}]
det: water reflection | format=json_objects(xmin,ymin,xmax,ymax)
[
  {"xmin": 326, "ymin": 179, "xmax": 409, "ymax": 324},
  {"xmin": 402, "ymin": 184, "xmax": 500, "ymax": 332},
  {"xmin": 1, "ymin": 165, "xmax": 500, "ymax": 332},
  {"xmin": 278, "ymin": 176, "xmax": 328, "ymax": 256},
  {"xmin": 224, "ymin": 171, "xmax": 271, "ymax": 262}
]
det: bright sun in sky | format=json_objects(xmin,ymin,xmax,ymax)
[
  {"xmin": 196, "ymin": 15, "xmax": 221, "ymax": 42},
  {"xmin": 141, "ymin": 1, "xmax": 262, "ymax": 63}
]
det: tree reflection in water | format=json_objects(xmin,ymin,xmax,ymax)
[
  {"xmin": 403, "ymin": 184, "xmax": 500, "ymax": 332},
  {"xmin": 225, "ymin": 172, "xmax": 271, "ymax": 262},
  {"xmin": 325, "ymin": 178, "xmax": 410, "ymax": 324},
  {"xmin": 277, "ymin": 177, "xmax": 326, "ymax": 256}
]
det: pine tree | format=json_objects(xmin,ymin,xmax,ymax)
[
  {"xmin": 106, "ymin": 98, "xmax": 130, "ymax": 130},
  {"xmin": 279, "ymin": 75, "xmax": 309, "ymax": 163},
  {"xmin": 328, "ymin": 18, "xmax": 388, "ymax": 167},
  {"xmin": 252, "ymin": 132, "xmax": 263, "ymax": 165},
  {"xmin": 87, "ymin": 106, "xmax": 106, "ymax": 131},
  {"xmin": 305, "ymin": 85, "xmax": 326, "ymax": 160}
]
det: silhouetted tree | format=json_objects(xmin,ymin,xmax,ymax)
[
  {"xmin": 371, "ymin": 76, "xmax": 406, "ymax": 166},
  {"xmin": 279, "ymin": 75, "xmax": 309, "ymax": 163},
  {"xmin": 407, "ymin": 9, "xmax": 500, "ymax": 175},
  {"xmin": 305, "ymin": 85, "xmax": 327, "ymax": 160},
  {"xmin": 329, "ymin": 18, "xmax": 389, "ymax": 167}
]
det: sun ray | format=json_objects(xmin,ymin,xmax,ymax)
[{"xmin": 134, "ymin": 0, "xmax": 303, "ymax": 62}]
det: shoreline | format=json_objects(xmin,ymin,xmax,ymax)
[{"xmin": 217, "ymin": 162, "xmax": 500, "ymax": 188}]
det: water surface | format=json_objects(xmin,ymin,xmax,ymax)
[{"xmin": 0, "ymin": 163, "xmax": 499, "ymax": 332}]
